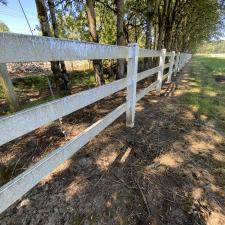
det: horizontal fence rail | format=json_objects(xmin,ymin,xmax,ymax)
[
  {"xmin": 0, "ymin": 33, "xmax": 191, "ymax": 214},
  {"xmin": 163, "ymin": 73, "xmax": 170, "ymax": 81},
  {"xmin": 137, "ymin": 66, "xmax": 161, "ymax": 82},
  {"xmin": 139, "ymin": 48, "xmax": 162, "ymax": 57},
  {"xmin": 166, "ymin": 52, "xmax": 174, "ymax": 56},
  {"xmin": 136, "ymin": 80, "xmax": 159, "ymax": 102},
  {"xmin": 0, "ymin": 33, "xmax": 131, "ymax": 63}
]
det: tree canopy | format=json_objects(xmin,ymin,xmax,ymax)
[
  {"xmin": 42, "ymin": 0, "xmax": 223, "ymax": 53},
  {"xmin": 197, "ymin": 40, "xmax": 225, "ymax": 54},
  {"xmin": 0, "ymin": 20, "xmax": 9, "ymax": 32}
]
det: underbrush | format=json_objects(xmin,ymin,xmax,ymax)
[{"xmin": 0, "ymin": 71, "xmax": 114, "ymax": 115}]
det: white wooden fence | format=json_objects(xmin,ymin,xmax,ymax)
[{"xmin": 0, "ymin": 33, "xmax": 191, "ymax": 214}]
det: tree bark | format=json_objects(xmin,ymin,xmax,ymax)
[
  {"xmin": 144, "ymin": 0, "xmax": 153, "ymax": 69},
  {"xmin": 86, "ymin": 0, "xmax": 105, "ymax": 86},
  {"xmin": 164, "ymin": 0, "xmax": 178, "ymax": 51},
  {"xmin": 35, "ymin": 0, "xmax": 69, "ymax": 92},
  {"xmin": 47, "ymin": 0, "xmax": 68, "ymax": 76},
  {"xmin": 116, "ymin": 0, "xmax": 126, "ymax": 79},
  {"xmin": 157, "ymin": 0, "xmax": 169, "ymax": 50},
  {"xmin": 154, "ymin": 20, "xmax": 158, "ymax": 50},
  {"xmin": 35, "ymin": 0, "xmax": 51, "ymax": 36}
]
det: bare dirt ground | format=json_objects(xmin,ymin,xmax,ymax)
[{"xmin": 1, "ymin": 64, "xmax": 225, "ymax": 225}]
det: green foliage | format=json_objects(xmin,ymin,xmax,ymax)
[
  {"xmin": 57, "ymin": 11, "xmax": 90, "ymax": 40},
  {"xmin": 0, "ymin": 83, "xmax": 5, "ymax": 99},
  {"xmin": 13, "ymin": 76, "xmax": 48, "ymax": 91},
  {"xmin": 180, "ymin": 0, "xmax": 221, "ymax": 52},
  {"xmin": 197, "ymin": 40, "xmax": 225, "ymax": 54},
  {"xmin": 51, "ymin": 0, "xmax": 223, "ymax": 52},
  {"xmin": 0, "ymin": 20, "xmax": 9, "ymax": 32},
  {"xmin": 70, "ymin": 70, "xmax": 114, "ymax": 86},
  {"xmin": 70, "ymin": 71, "xmax": 96, "ymax": 86},
  {"xmin": 55, "ymin": 1, "xmax": 117, "ymax": 44},
  {"xmin": 96, "ymin": 3, "xmax": 117, "ymax": 44}
]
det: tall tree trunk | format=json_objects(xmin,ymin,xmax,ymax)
[
  {"xmin": 47, "ymin": 0, "xmax": 59, "ymax": 37},
  {"xmin": 144, "ymin": 0, "xmax": 153, "ymax": 69},
  {"xmin": 35, "ymin": 0, "xmax": 51, "ymax": 36},
  {"xmin": 181, "ymin": 16, "xmax": 188, "ymax": 52},
  {"xmin": 86, "ymin": 0, "xmax": 105, "ymax": 86},
  {"xmin": 164, "ymin": 0, "xmax": 179, "ymax": 51},
  {"xmin": 116, "ymin": 0, "xmax": 126, "ymax": 79},
  {"xmin": 165, "ymin": 27, "xmax": 173, "ymax": 51},
  {"xmin": 35, "ymin": 0, "xmax": 69, "ymax": 92},
  {"xmin": 124, "ymin": 24, "xmax": 130, "ymax": 43},
  {"xmin": 48, "ymin": 0, "xmax": 67, "ymax": 75},
  {"xmin": 164, "ymin": 20, "xmax": 172, "ymax": 50},
  {"xmin": 157, "ymin": 0, "xmax": 169, "ymax": 50},
  {"xmin": 154, "ymin": 20, "xmax": 158, "ymax": 50}
]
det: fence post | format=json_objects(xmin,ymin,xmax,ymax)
[
  {"xmin": 0, "ymin": 64, "xmax": 19, "ymax": 112},
  {"xmin": 167, "ymin": 51, "xmax": 175, "ymax": 83},
  {"xmin": 174, "ymin": 52, "xmax": 180, "ymax": 75},
  {"xmin": 156, "ymin": 48, "xmax": 166, "ymax": 95},
  {"xmin": 178, "ymin": 53, "xmax": 182, "ymax": 71},
  {"xmin": 126, "ymin": 43, "xmax": 139, "ymax": 128}
]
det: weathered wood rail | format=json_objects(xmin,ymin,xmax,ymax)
[{"xmin": 0, "ymin": 33, "xmax": 191, "ymax": 213}]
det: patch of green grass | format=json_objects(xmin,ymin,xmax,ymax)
[
  {"xmin": 70, "ymin": 70, "xmax": 114, "ymax": 86},
  {"xmin": 180, "ymin": 55, "xmax": 225, "ymax": 132},
  {"xmin": 70, "ymin": 71, "xmax": 96, "ymax": 86},
  {"xmin": 13, "ymin": 76, "xmax": 49, "ymax": 91},
  {"xmin": 196, "ymin": 56, "xmax": 225, "ymax": 75}
]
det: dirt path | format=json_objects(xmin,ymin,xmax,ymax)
[{"xmin": 1, "ymin": 63, "xmax": 225, "ymax": 225}]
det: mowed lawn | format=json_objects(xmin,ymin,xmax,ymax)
[{"xmin": 180, "ymin": 55, "xmax": 225, "ymax": 133}]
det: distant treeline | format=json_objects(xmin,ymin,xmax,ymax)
[{"xmin": 197, "ymin": 40, "xmax": 225, "ymax": 54}]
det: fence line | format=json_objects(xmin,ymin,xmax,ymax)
[{"xmin": 0, "ymin": 33, "xmax": 191, "ymax": 214}]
